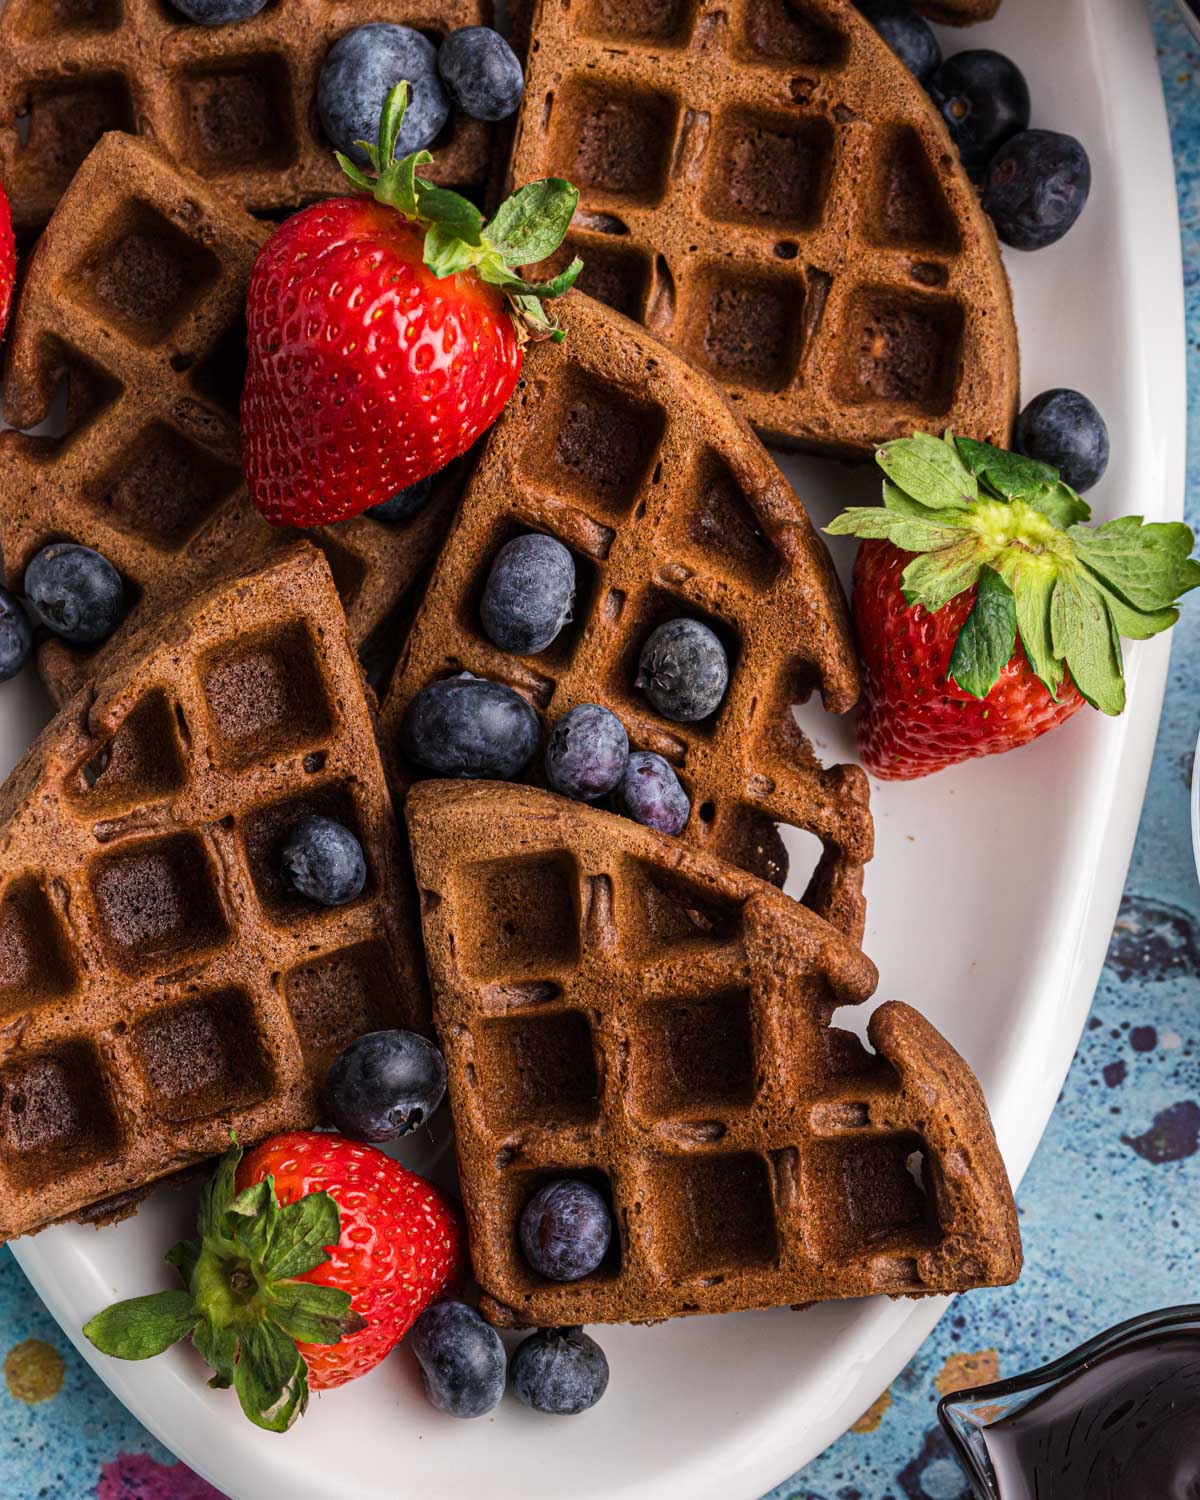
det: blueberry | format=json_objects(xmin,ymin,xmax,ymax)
[
  {"xmin": 168, "ymin": 0, "xmax": 267, "ymax": 21},
  {"xmin": 520, "ymin": 1179, "xmax": 612, "ymax": 1282},
  {"xmin": 510, "ymin": 1327, "xmax": 609, "ymax": 1416},
  {"xmin": 0, "ymin": 589, "xmax": 33, "ymax": 682},
  {"xmin": 325, "ymin": 1029, "xmax": 447, "ymax": 1143},
  {"xmin": 282, "ymin": 816, "xmax": 366, "ymax": 906},
  {"xmin": 410, "ymin": 1301, "xmax": 506, "ymax": 1419},
  {"xmin": 400, "ymin": 673, "xmax": 540, "ymax": 779},
  {"xmin": 614, "ymin": 751, "xmax": 690, "ymax": 836},
  {"xmin": 318, "ymin": 25, "xmax": 449, "ymax": 167},
  {"xmin": 545, "ymin": 704, "xmax": 629, "ymax": 802},
  {"xmin": 437, "ymin": 27, "xmax": 524, "ymax": 122},
  {"xmin": 480, "ymin": 534, "xmax": 575, "ymax": 655},
  {"xmin": 927, "ymin": 50, "xmax": 1030, "ymax": 175},
  {"xmin": 24, "ymin": 542, "xmax": 125, "ymax": 645},
  {"xmin": 636, "ymin": 619, "xmax": 729, "ymax": 723},
  {"xmin": 854, "ymin": 0, "xmax": 941, "ymax": 84},
  {"xmin": 1014, "ymin": 389, "xmax": 1109, "ymax": 493},
  {"xmin": 366, "ymin": 476, "xmax": 434, "ymax": 523},
  {"xmin": 982, "ymin": 130, "xmax": 1092, "ymax": 251}
]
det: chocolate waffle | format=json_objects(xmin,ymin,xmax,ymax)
[
  {"xmin": 506, "ymin": 0, "xmax": 1018, "ymax": 457},
  {"xmin": 380, "ymin": 293, "xmax": 872, "ymax": 941},
  {"xmin": 0, "ymin": 0, "xmax": 495, "ymax": 237},
  {"xmin": 0, "ymin": 543, "xmax": 428, "ymax": 1244},
  {"xmin": 407, "ymin": 781, "xmax": 1021, "ymax": 1328},
  {"xmin": 0, "ymin": 131, "xmax": 462, "ymax": 705}
]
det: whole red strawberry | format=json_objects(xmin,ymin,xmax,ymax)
[
  {"xmin": 242, "ymin": 82, "xmax": 580, "ymax": 526},
  {"xmin": 829, "ymin": 433, "xmax": 1200, "ymax": 780},
  {"xmin": 0, "ymin": 179, "xmax": 15, "ymax": 343},
  {"xmin": 84, "ymin": 1133, "xmax": 464, "ymax": 1429}
]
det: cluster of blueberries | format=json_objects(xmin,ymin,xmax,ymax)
[
  {"xmin": 857, "ymin": 0, "xmax": 1090, "ymax": 253},
  {"xmin": 324, "ymin": 1028, "xmax": 613, "ymax": 1418},
  {"xmin": 400, "ymin": 530, "xmax": 731, "ymax": 836}
]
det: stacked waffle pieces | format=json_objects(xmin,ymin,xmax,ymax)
[
  {"xmin": 0, "ymin": 545, "xmax": 426, "ymax": 1243},
  {"xmin": 382, "ymin": 293, "xmax": 874, "ymax": 940},
  {"xmin": 508, "ymin": 0, "xmax": 1018, "ymax": 456},
  {"xmin": 0, "ymin": 131, "xmax": 464, "ymax": 704},
  {"xmin": 0, "ymin": 0, "xmax": 495, "ymax": 236},
  {"xmin": 407, "ymin": 782, "xmax": 1021, "ymax": 1327}
]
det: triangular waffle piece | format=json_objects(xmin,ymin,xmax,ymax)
[
  {"xmin": 506, "ymin": 0, "xmax": 1018, "ymax": 457},
  {"xmin": 407, "ymin": 782, "xmax": 1021, "ymax": 1327},
  {"xmin": 0, "ymin": 0, "xmax": 495, "ymax": 236},
  {"xmin": 0, "ymin": 131, "xmax": 463, "ymax": 704},
  {"xmin": 380, "ymin": 293, "xmax": 873, "ymax": 941},
  {"xmin": 0, "ymin": 544, "xmax": 427, "ymax": 1243}
]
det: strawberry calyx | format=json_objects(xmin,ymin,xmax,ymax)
[
  {"xmin": 336, "ymin": 81, "xmax": 582, "ymax": 343},
  {"xmin": 83, "ymin": 1136, "xmax": 362, "ymax": 1432},
  {"xmin": 828, "ymin": 432, "xmax": 1200, "ymax": 715}
]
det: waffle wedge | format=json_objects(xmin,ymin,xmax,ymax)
[
  {"xmin": 407, "ymin": 781, "xmax": 1021, "ymax": 1328},
  {"xmin": 0, "ymin": 544, "xmax": 427, "ymax": 1243}
]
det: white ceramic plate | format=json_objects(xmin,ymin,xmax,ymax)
[{"xmin": 1, "ymin": 0, "xmax": 1185, "ymax": 1495}]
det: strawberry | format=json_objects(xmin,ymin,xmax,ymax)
[
  {"xmin": 0, "ymin": 179, "xmax": 15, "ymax": 343},
  {"xmin": 84, "ymin": 1133, "xmax": 465, "ymax": 1429},
  {"xmin": 828, "ymin": 433, "xmax": 1200, "ymax": 780},
  {"xmin": 242, "ymin": 82, "xmax": 580, "ymax": 527}
]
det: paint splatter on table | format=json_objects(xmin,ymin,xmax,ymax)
[{"xmin": 2, "ymin": 4, "xmax": 1199, "ymax": 1496}]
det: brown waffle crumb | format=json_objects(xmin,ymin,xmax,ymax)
[
  {"xmin": 0, "ymin": 544, "xmax": 427, "ymax": 1244},
  {"xmin": 0, "ymin": 0, "xmax": 497, "ymax": 236},
  {"xmin": 508, "ymin": 0, "xmax": 1018, "ymax": 457},
  {"xmin": 381, "ymin": 293, "xmax": 873, "ymax": 941},
  {"xmin": 0, "ymin": 131, "xmax": 465, "ymax": 705},
  {"xmin": 407, "ymin": 781, "xmax": 1022, "ymax": 1327}
]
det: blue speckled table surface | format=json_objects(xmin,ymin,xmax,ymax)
[{"xmin": 4, "ymin": 4, "xmax": 1200, "ymax": 1497}]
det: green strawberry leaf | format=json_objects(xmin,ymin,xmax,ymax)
[
  {"xmin": 1050, "ymin": 571, "xmax": 1126, "ymax": 715},
  {"xmin": 83, "ymin": 1291, "xmax": 196, "ymax": 1361},
  {"xmin": 334, "ymin": 154, "xmax": 375, "ymax": 194},
  {"xmin": 947, "ymin": 566, "xmax": 1017, "ymax": 699},
  {"xmin": 165, "ymin": 1238, "xmax": 201, "ymax": 1289},
  {"xmin": 226, "ymin": 1178, "xmax": 277, "ymax": 1262},
  {"xmin": 198, "ymin": 1139, "xmax": 241, "ymax": 1242},
  {"xmin": 416, "ymin": 185, "xmax": 484, "ymax": 246},
  {"xmin": 269, "ymin": 1281, "xmax": 362, "ymax": 1346},
  {"xmin": 424, "ymin": 222, "xmax": 479, "ymax": 280},
  {"xmin": 483, "ymin": 259, "xmax": 584, "ymax": 299},
  {"xmin": 825, "ymin": 504, "xmax": 967, "ymax": 552},
  {"xmin": 1087, "ymin": 574, "xmax": 1181, "ymax": 640},
  {"xmin": 900, "ymin": 537, "xmax": 986, "ymax": 613},
  {"xmin": 194, "ymin": 1317, "xmax": 237, "ymax": 1390},
  {"xmin": 265, "ymin": 1192, "xmax": 342, "ymax": 1281},
  {"xmin": 234, "ymin": 1322, "xmax": 309, "ymax": 1433},
  {"xmin": 1010, "ymin": 562, "xmax": 1063, "ymax": 698},
  {"xmin": 486, "ymin": 178, "xmax": 580, "ymax": 266},
  {"xmin": 876, "ymin": 432, "xmax": 978, "ymax": 511},
  {"xmin": 1068, "ymin": 516, "xmax": 1200, "ymax": 611},
  {"xmin": 375, "ymin": 81, "xmax": 409, "ymax": 175}
]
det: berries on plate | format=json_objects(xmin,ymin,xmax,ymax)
[
  {"xmin": 1015, "ymin": 389, "xmax": 1109, "ymax": 493},
  {"xmin": 400, "ymin": 672, "xmax": 540, "ymax": 779},
  {"xmin": 544, "ymin": 704, "xmax": 629, "ymax": 802},
  {"xmin": 636, "ymin": 618, "xmax": 729, "ymax": 723},
  {"xmin": 242, "ymin": 83, "xmax": 580, "ymax": 527},
  {"xmin": 927, "ymin": 50, "xmax": 1030, "ymax": 175},
  {"xmin": 854, "ymin": 0, "xmax": 941, "ymax": 85},
  {"xmin": 24, "ymin": 542, "xmax": 125, "ymax": 645},
  {"xmin": 319, "ymin": 25, "xmax": 448, "ymax": 163},
  {"xmin": 438, "ymin": 27, "xmax": 524, "ymax": 122},
  {"xmin": 520, "ymin": 1179, "xmax": 612, "ymax": 1282},
  {"xmin": 827, "ymin": 432, "xmax": 1200, "ymax": 779},
  {"xmin": 324, "ymin": 1029, "xmax": 447, "ymax": 1143},
  {"xmin": 282, "ymin": 815, "xmax": 366, "ymax": 906},
  {"xmin": 409, "ymin": 1300, "xmax": 506, "ymax": 1418},
  {"xmin": 367, "ymin": 476, "xmax": 435, "ymax": 523},
  {"xmin": 613, "ymin": 750, "xmax": 690, "ymax": 836},
  {"xmin": 0, "ymin": 177, "xmax": 14, "ymax": 345},
  {"xmin": 83, "ymin": 1133, "xmax": 465, "ymax": 1428},
  {"xmin": 983, "ymin": 129, "xmax": 1092, "ymax": 251},
  {"xmin": 510, "ymin": 1327, "xmax": 610, "ymax": 1416},
  {"xmin": 0, "ymin": 588, "xmax": 32, "ymax": 682},
  {"xmin": 480, "ymin": 532, "xmax": 576, "ymax": 654}
]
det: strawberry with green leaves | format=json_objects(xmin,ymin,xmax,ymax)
[
  {"xmin": 827, "ymin": 433, "xmax": 1200, "ymax": 779},
  {"xmin": 83, "ymin": 1133, "xmax": 465, "ymax": 1430},
  {"xmin": 242, "ymin": 81, "xmax": 581, "ymax": 527}
]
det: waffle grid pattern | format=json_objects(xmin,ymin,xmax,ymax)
[
  {"xmin": 0, "ymin": 0, "xmax": 494, "ymax": 234},
  {"xmin": 0, "ymin": 131, "xmax": 461, "ymax": 705},
  {"xmin": 408, "ymin": 783, "xmax": 1021, "ymax": 1327},
  {"xmin": 382, "ymin": 294, "xmax": 873, "ymax": 940},
  {"xmin": 0, "ymin": 546, "xmax": 424, "ymax": 1242},
  {"xmin": 508, "ymin": 0, "xmax": 1018, "ymax": 456}
]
